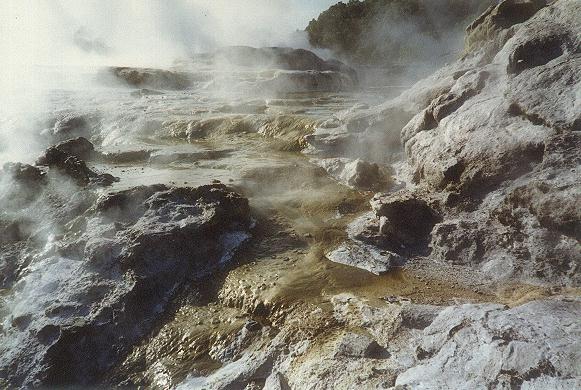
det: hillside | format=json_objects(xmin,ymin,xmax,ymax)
[{"xmin": 306, "ymin": 0, "xmax": 495, "ymax": 65}]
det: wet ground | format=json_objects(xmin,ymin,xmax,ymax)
[{"xmin": 6, "ymin": 72, "xmax": 570, "ymax": 387}]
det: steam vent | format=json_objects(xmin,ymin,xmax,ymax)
[{"xmin": 1, "ymin": 1, "xmax": 579, "ymax": 389}]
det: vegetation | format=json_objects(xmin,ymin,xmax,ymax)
[{"xmin": 306, "ymin": 0, "xmax": 495, "ymax": 65}]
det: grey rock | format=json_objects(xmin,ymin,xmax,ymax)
[
  {"xmin": 313, "ymin": 157, "xmax": 392, "ymax": 191},
  {"xmin": 0, "ymin": 183, "xmax": 252, "ymax": 387},
  {"xmin": 41, "ymin": 137, "xmax": 96, "ymax": 161},
  {"xmin": 334, "ymin": 332, "xmax": 386, "ymax": 359},
  {"xmin": 395, "ymin": 298, "xmax": 581, "ymax": 389},
  {"xmin": 326, "ymin": 241, "xmax": 402, "ymax": 275}
]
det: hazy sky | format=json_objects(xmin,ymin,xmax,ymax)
[
  {"xmin": 291, "ymin": 0, "xmax": 341, "ymax": 24},
  {"xmin": 1, "ymin": 0, "xmax": 341, "ymax": 68}
]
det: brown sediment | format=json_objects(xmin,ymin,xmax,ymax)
[
  {"xmin": 495, "ymin": 284, "xmax": 581, "ymax": 308},
  {"xmin": 103, "ymin": 90, "xmax": 575, "ymax": 388}
]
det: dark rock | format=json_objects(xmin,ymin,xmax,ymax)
[
  {"xmin": 47, "ymin": 137, "xmax": 96, "ymax": 161},
  {"xmin": 105, "ymin": 67, "xmax": 193, "ymax": 90},
  {"xmin": 2, "ymin": 162, "xmax": 45, "ymax": 184},
  {"xmin": 0, "ymin": 184, "xmax": 252, "ymax": 387},
  {"xmin": 36, "ymin": 140, "xmax": 117, "ymax": 187},
  {"xmin": 371, "ymin": 191, "xmax": 442, "ymax": 254}
]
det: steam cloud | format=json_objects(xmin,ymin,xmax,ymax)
[{"xmin": 0, "ymin": 0, "xmax": 337, "ymax": 163}]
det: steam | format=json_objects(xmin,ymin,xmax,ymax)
[{"xmin": 0, "ymin": 0, "xmax": 338, "ymax": 164}]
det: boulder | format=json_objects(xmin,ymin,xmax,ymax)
[
  {"xmin": 326, "ymin": 212, "xmax": 405, "ymax": 274},
  {"xmin": 36, "ymin": 139, "xmax": 117, "ymax": 187},
  {"xmin": 326, "ymin": 241, "xmax": 403, "ymax": 275},
  {"xmin": 0, "ymin": 183, "xmax": 252, "ymax": 387},
  {"xmin": 314, "ymin": 158, "xmax": 392, "ymax": 191},
  {"xmin": 333, "ymin": 332, "xmax": 386, "ymax": 359},
  {"xmin": 41, "ymin": 137, "xmax": 96, "ymax": 161}
]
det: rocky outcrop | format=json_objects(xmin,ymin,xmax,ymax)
[
  {"xmin": 180, "ymin": 295, "xmax": 580, "ymax": 389},
  {"xmin": 313, "ymin": 157, "xmax": 392, "ymax": 191},
  {"xmin": 0, "ymin": 158, "xmax": 252, "ymax": 387},
  {"xmin": 324, "ymin": 0, "xmax": 580, "ymax": 286},
  {"xmin": 103, "ymin": 67, "xmax": 193, "ymax": 90},
  {"xmin": 35, "ymin": 138, "xmax": 117, "ymax": 187},
  {"xmin": 196, "ymin": 46, "xmax": 356, "ymax": 78}
]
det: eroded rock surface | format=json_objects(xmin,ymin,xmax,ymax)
[
  {"xmin": 323, "ymin": 0, "xmax": 580, "ymax": 286},
  {"xmin": 0, "ymin": 158, "xmax": 252, "ymax": 387},
  {"xmin": 35, "ymin": 138, "xmax": 117, "ymax": 187},
  {"xmin": 181, "ymin": 295, "xmax": 580, "ymax": 390}
]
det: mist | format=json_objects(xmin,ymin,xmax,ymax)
[{"xmin": 0, "ymin": 0, "xmax": 339, "ymax": 164}]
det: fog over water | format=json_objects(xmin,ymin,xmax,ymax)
[{"xmin": 0, "ymin": 0, "xmax": 339, "ymax": 163}]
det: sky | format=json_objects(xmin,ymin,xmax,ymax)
[{"xmin": 0, "ymin": 0, "xmax": 340, "ymax": 69}]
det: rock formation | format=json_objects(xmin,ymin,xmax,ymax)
[
  {"xmin": 183, "ymin": 1, "xmax": 580, "ymax": 388},
  {"xmin": 322, "ymin": 0, "xmax": 580, "ymax": 286},
  {"xmin": 104, "ymin": 67, "xmax": 193, "ymax": 90},
  {"xmin": 0, "ymin": 142, "xmax": 253, "ymax": 387},
  {"xmin": 1, "ymin": 1, "xmax": 579, "ymax": 388}
]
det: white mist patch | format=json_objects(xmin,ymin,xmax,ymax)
[
  {"xmin": 5, "ymin": 256, "xmax": 84, "ymax": 324},
  {"xmin": 0, "ymin": 1, "xmax": 336, "ymax": 164}
]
